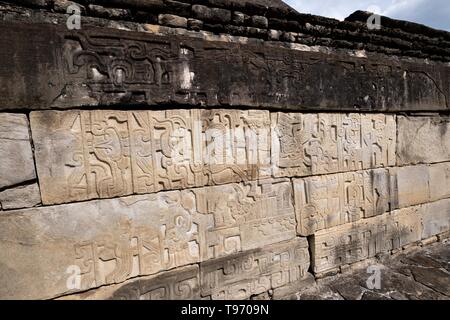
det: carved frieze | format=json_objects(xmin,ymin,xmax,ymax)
[
  {"xmin": 294, "ymin": 168, "xmax": 391, "ymax": 236},
  {"xmin": 272, "ymin": 113, "xmax": 396, "ymax": 177},
  {"xmin": 30, "ymin": 109, "xmax": 271, "ymax": 205},
  {"xmin": 0, "ymin": 179, "xmax": 294, "ymax": 299},
  {"xmin": 59, "ymin": 265, "xmax": 201, "ymax": 300},
  {"xmin": 311, "ymin": 208, "xmax": 422, "ymax": 274},
  {"xmin": 200, "ymin": 238, "xmax": 311, "ymax": 300}
]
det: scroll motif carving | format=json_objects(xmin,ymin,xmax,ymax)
[
  {"xmin": 311, "ymin": 207, "xmax": 422, "ymax": 274},
  {"xmin": 272, "ymin": 113, "xmax": 396, "ymax": 178},
  {"xmin": 200, "ymin": 238, "xmax": 311, "ymax": 300},
  {"xmin": 31, "ymin": 109, "xmax": 271, "ymax": 205},
  {"xmin": 294, "ymin": 168, "xmax": 391, "ymax": 236}
]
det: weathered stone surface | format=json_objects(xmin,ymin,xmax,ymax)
[
  {"xmin": 286, "ymin": 242, "xmax": 450, "ymax": 300},
  {"xmin": 0, "ymin": 113, "xmax": 36, "ymax": 189},
  {"xmin": 294, "ymin": 168, "xmax": 391, "ymax": 236},
  {"xmin": 271, "ymin": 273, "xmax": 315, "ymax": 300},
  {"xmin": 59, "ymin": 265, "xmax": 201, "ymax": 300},
  {"xmin": 1, "ymin": 22, "xmax": 449, "ymax": 111},
  {"xmin": 422, "ymin": 199, "xmax": 450, "ymax": 239},
  {"xmin": 194, "ymin": 179, "xmax": 296, "ymax": 261},
  {"xmin": 397, "ymin": 116, "xmax": 450, "ymax": 165},
  {"xmin": 272, "ymin": 113, "xmax": 396, "ymax": 178},
  {"xmin": 30, "ymin": 109, "xmax": 271, "ymax": 205},
  {"xmin": 200, "ymin": 238, "xmax": 311, "ymax": 300},
  {"xmin": 0, "ymin": 178, "xmax": 294, "ymax": 299},
  {"xmin": 0, "ymin": 192, "xmax": 204, "ymax": 299},
  {"xmin": 311, "ymin": 207, "xmax": 422, "ymax": 274},
  {"xmin": 0, "ymin": 183, "xmax": 41, "ymax": 210},
  {"xmin": 429, "ymin": 162, "xmax": 450, "ymax": 202},
  {"xmin": 389, "ymin": 165, "xmax": 430, "ymax": 209},
  {"xmin": 4, "ymin": 0, "xmax": 450, "ymax": 62}
]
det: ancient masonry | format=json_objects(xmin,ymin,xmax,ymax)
[{"xmin": 0, "ymin": 0, "xmax": 449, "ymax": 300}]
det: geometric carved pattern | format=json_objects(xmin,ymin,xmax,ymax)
[
  {"xmin": 195, "ymin": 179, "xmax": 296, "ymax": 260},
  {"xmin": 0, "ymin": 179, "xmax": 295, "ymax": 299},
  {"xmin": 200, "ymin": 238, "xmax": 311, "ymax": 300},
  {"xmin": 31, "ymin": 110, "xmax": 271, "ymax": 205},
  {"xmin": 58, "ymin": 265, "xmax": 201, "ymax": 300},
  {"xmin": 272, "ymin": 113, "xmax": 396, "ymax": 177},
  {"xmin": 311, "ymin": 207, "xmax": 422, "ymax": 274},
  {"xmin": 294, "ymin": 168, "xmax": 391, "ymax": 236}
]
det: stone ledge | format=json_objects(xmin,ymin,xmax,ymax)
[{"xmin": 0, "ymin": 21, "xmax": 448, "ymax": 112}]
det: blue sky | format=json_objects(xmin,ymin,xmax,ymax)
[{"xmin": 284, "ymin": 0, "xmax": 450, "ymax": 31}]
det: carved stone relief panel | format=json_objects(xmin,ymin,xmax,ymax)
[
  {"xmin": 311, "ymin": 207, "xmax": 422, "ymax": 274},
  {"xmin": 30, "ymin": 109, "xmax": 271, "ymax": 205},
  {"xmin": 193, "ymin": 179, "xmax": 296, "ymax": 260},
  {"xmin": 0, "ymin": 192, "xmax": 206, "ymax": 299},
  {"xmin": 200, "ymin": 238, "xmax": 311, "ymax": 300},
  {"xmin": 294, "ymin": 168, "xmax": 391, "ymax": 236},
  {"xmin": 0, "ymin": 178, "xmax": 294, "ymax": 299},
  {"xmin": 271, "ymin": 113, "xmax": 396, "ymax": 178},
  {"xmin": 58, "ymin": 265, "xmax": 201, "ymax": 300}
]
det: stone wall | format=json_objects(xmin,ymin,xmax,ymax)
[{"xmin": 0, "ymin": 0, "xmax": 449, "ymax": 300}]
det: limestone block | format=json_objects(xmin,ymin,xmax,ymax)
[
  {"xmin": 389, "ymin": 165, "xmax": 429, "ymax": 209},
  {"xmin": 271, "ymin": 113, "xmax": 396, "ymax": 178},
  {"xmin": 194, "ymin": 179, "xmax": 296, "ymax": 261},
  {"xmin": 0, "ymin": 192, "xmax": 206, "ymax": 299},
  {"xmin": 1, "ymin": 22, "xmax": 449, "ymax": 112},
  {"xmin": 0, "ymin": 179, "xmax": 294, "ymax": 299},
  {"xmin": 294, "ymin": 168, "xmax": 391, "ymax": 236},
  {"xmin": 59, "ymin": 265, "xmax": 200, "ymax": 300},
  {"xmin": 397, "ymin": 116, "xmax": 450, "ymax": 165},
  {"xmin": 158, "ymin": 14, "xmax": 188, "ymax": 28},
  {"xmin": 0, "ymin": 113, "xmax": 36, "ymax": 189},
  {"xmin": 200, "ymin": 238, "xmax": 311, "ymax": 300},
  {"xmin": 30, "ymin": 110, "xmax": 271, "ymax": 205},
  {"xmin": 422, "ymin": 199, "xmax": 450, "ymax": 239},
  {"xmin": 311, "ymin": 207, "xmax": 422, "ymax": 274},
  {"xmin": 0, "ymin": 183, "xmax": 41, "ymax": 210},
  {"xmin": 251, "ymin": 16, "xmax": 268, "ymax": 29},
  {"xmin": 429, "ymin": 162, "xmax": 450, "ymax": 202}
]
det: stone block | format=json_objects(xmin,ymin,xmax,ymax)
[
  {"xmin": 251, "ymin": 15, "xmax": 268, "ymax": 29},
  {"xmin": 200, "ymin": 238, "xmax": 311, "ymax": 300},
  {"xmin": 192, "ymin": 5, "xmax": 212, "ymax": 21},
  {"xmin": 294, "ymin": 168, "xmax": 391, "ymax": 236},
  {"xmin": 389, "ymin": 165, "xmax": 429, "ymax": 209},
  {"xmin": 1, "ymin": 22, "xmax": 448, "ymax": 112},
  {"xmin": 0, "ymin": 113, "xmax": 36, "ymax": 189},
  {"xmin": 429, "ymin": 162, "xmax": 450, "ymax": 202},
  {"xmin": 0, "ymin": 192, "xmax": 205, "ymax": 299},
  {"xmin": 59, "ymin": 265, "xmax": 200, "ymax": 300},
  {"xmin": 422, "ymin": 199, "xmax": 450, "ymax": 239},
  {"xmin": 397, "ymin": 116, "xmax": 450, "ymax": 165},
  {"xmin": 54, "ymin": 1, "xmax": 86, "ymax": 13},
  {"xmin": 0, "ymin": 179, "xmax": 294, "ymax": 299},
  {"xmin": 30, "ymin": 110, "xmax": 271, "ymax": 205},
  {"xmin": 272, "ymin": 113, "xmax": 396, "ymax": 178},
  {"xmin": 158, "ymin": 14, "xmax": 188, "ymax": 28},
  {"xmin": 0, "ymin": 183, "xmax": 41, "ymax": 210},
  {"xmin": 311, "ymin": 207, "xmax": 422, "ymax": 274},
  {"xmin": 194, "ymin": 179, "xmax": 296, "ymax": 261}
]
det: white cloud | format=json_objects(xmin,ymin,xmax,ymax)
[{"xmin": 284, "ymin": 0, "xmax": 450, "ymax": 31}]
